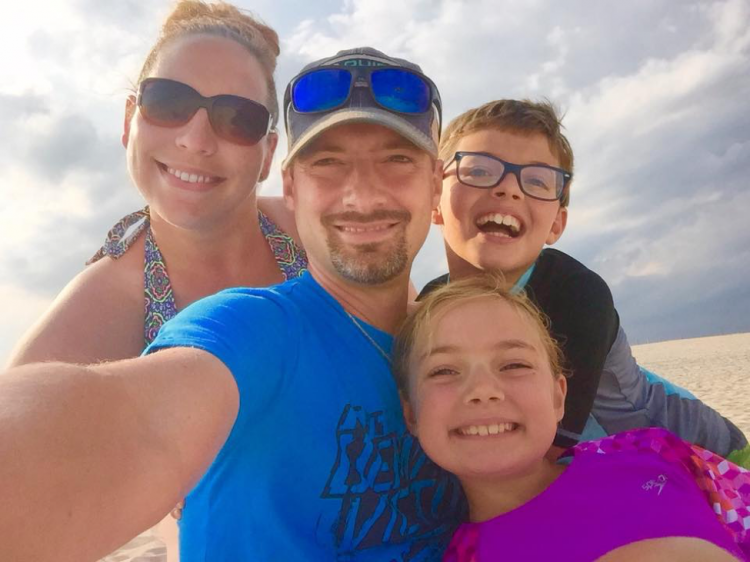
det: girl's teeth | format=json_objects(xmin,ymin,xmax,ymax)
[{"xmin": 460, "ymin": 422, "xmax": 516, "ymax": 436}]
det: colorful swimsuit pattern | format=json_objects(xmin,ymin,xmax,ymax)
[
  {"xmin": 445, "ymin": 428, "xmax": 750, "ymax": 561},
  {"xmin": 88, "ymin": 207, "xmax": 308, "ymax": 345},
  {"xmin": 571, "ymin": 428, "xmax": 750, "ymax": 555}
]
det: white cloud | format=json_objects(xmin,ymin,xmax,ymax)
[{"xmin": 2, "ymin": 0, "xmax": 750, "ymax": 365}]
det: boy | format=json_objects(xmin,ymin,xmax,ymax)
[{"xmin": 422, "ymin": 99, "xmax": 747, "ymax": 459}]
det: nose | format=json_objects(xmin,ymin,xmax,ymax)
[
  {"xmin": 464, "ymin": 367, "xmax": 505, "ymax": 405},
  {"xmin": 490, "ymin": 170, "xmax": 524, "ymax": 201},
  {"xmin": 341, "ymin": 160, "xmax": 389, "ymax": 211},
  {"xmin": 175, "ymin": 108, "xmax": 218, "ymax": 156}
]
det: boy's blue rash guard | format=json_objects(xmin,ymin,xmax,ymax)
[{"xmin": 145, "ymin": 272, "xmax": 463, "ymax": 561}]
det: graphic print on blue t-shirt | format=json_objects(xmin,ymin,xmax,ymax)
[
  {"xmin": 148, "ymin": 273, "xmax": 464, "ymax": 561},
  {"xmin": 323, "ymin": 404, "xmax": 462, "ymax": 560}
]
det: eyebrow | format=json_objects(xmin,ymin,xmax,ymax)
[{"xmin": 421, "ymin": 339, "xmax": 537, "ymax": 359}]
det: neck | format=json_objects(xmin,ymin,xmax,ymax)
[
  {"xmin": 307, "ymin": 262, "xmax": 411, "ymax": 334},
  {"xmin": 148, "ymin": 199, "xmax": 283, "ymax": 299},
  {"xmin": 444, "ymin": 244, "xmax": 531, "ymax": 286},
  {"xmin": 460, "ymin": 459, "xmax": 565, "ymax": 523}
]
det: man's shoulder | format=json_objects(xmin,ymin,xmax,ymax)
[{"xmin": 196, "ymin": 275, "xmax": 308, "ymax": 311}]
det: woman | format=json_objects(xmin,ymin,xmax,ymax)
[{"xmin": 9, "ymin": 1, "xmax": 306, "ymax": 559}]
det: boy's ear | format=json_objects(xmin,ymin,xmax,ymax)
[
  {"xmin": 432, "ymin": 205, "xmax": 444, "ymax": 226},
  {"xmin": 401, "ymin": 395, "xmax": 418, "ymax": 436},
  {"xmin": 122, "ymin": 95, "xmax": 136, "ymax": 148},
  {"xmin": 553, "ymin": 375, "xmax": 567, "ymax": 423},
  {"xmin": 545, "ymin": 206, "xmax": 568, "ymax": 245}
]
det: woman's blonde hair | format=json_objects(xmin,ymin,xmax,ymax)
[
  {"xmin": 137, "ymin": 0, "xmax": 281, "ymax": 126},
  {"xmin": 392, "ymin": 274, "xmax": 568, "ymax": 399}
]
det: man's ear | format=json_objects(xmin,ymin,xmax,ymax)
[
  {"xmin": 282, "ymin": 167, "xmax": 296, "ymax": 211},
  {"xmin": 258, "ymin": 131, "xmax": 279, "ymax": 183},
  {"xmin": 546, "ymin": 206, "xmax": 568, "ymax": 245},
  {"xmin": 431, "ymin": 158, "xmax": 443, "ymax": 210},
  {"xmin": 122, "ymin": 95, "xmax": 136, "ymax": 148},
  {"xmin": 553, "ymin": 375, "xmax": 567, "ymax": 423},
  {"xmin": 401, "ymin": 394, "xmax": 418, "ymax": 436}
]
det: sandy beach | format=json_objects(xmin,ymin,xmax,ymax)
[
  {"xmin": 632, "ymin": 332, "xmax": 750, "ymax": 437},
  {"xmin": 101, "ymin": 332, "xmax": 750, "ymax": 561}
]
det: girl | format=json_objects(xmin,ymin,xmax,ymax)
[{"xmin": 392, "ymin": 275, "xmax": 749, "ymax": 561}]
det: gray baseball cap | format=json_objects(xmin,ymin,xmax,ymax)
[{"xmin": 281, "ymin": 47, "xmax": 442, "ymax": 169}]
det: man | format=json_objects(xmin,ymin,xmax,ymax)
[{"xmin": 0, "ymin": 48, "xmax": 462, "ymax": 561}]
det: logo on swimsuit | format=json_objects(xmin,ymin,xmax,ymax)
[
  {"xmin": 642, "ymin": 474, "xmax": 668, "ymax": 495},
  {"xmin": 322, "ymin": 404, "xmax": 464, "ymax": 561}
]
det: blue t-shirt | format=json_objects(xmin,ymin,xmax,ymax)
[{"xmin": 147, "ymin": 272, "xmax": 463, "ymax": 561}]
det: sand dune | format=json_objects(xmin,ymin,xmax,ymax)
[{"xmin": 633, "ymin": 332, "xmax": 750, "ymax": 436}]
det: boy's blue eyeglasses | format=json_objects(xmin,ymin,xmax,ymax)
[
  {"xmin": 288, "ymin": 66, "xmax": 441, "ymax": 118},
  {"xmin": 444, "ymin": 151, "xmax": 572, "ymax": 202}
]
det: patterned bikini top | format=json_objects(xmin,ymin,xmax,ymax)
[{"xmin": 88, "ymin": 207, "xmax": 308, "ymax": 347}]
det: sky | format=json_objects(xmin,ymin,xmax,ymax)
[{"xmin": 2, "ymin": 0, "xmax": 749, "ymax": 364}]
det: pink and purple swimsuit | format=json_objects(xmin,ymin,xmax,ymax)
[{"xmin": 445, "ymin": 428, "xmax": 749, "ymax": 561}]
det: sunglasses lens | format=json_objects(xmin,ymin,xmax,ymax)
[
  {"xmin": 292, "ymin": 69, "xmax": 352, "ymax": 112},
  {"xmin": 212, "ymin": 97, "xmax": 270, "ymax": 146},
  {"xmin": 139, "ymin": 79, "xmax": 198, "ymax": 127},
  {"xmin": 371, "ymin": 69, "xmax": 430, "ymax": 113}
]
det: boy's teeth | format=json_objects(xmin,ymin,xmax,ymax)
[
  {"xmin": 459, "ymin": 422, "xmax": 516, "ymax": 436},
  {"xmin": 476, "ymin": 213, "xmax": 520, "ymax": 233}
]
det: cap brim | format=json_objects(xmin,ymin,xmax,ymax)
[{"xmin": 281, "ymin": 107, "xmax": 437, "ymax": 170}]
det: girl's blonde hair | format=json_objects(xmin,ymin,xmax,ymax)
[
  {"xmin": 392, "ymin": 274, "xmax": 568, "ymax": 399},
  {"xmin": 137, "ymin": 0, "xmax": 281, "ymax": 126}
]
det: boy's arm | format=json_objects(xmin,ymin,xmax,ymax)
[
  {"xmin": 0, "ymin": 348, "xmax": 238, "ymax": 562},
  {"xmin": 543, "ymin": 268, "xmax": 618, "ymax": 448}
]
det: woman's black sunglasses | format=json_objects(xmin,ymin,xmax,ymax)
[{"xmin": 137, "ymin": 78, "xmax": 272, "ymax": 146}]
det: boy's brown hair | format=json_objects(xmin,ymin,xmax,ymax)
[
  {"xmin": 392, "ymin": 274, "xmax": 568, "ymax": 400},
  {"xmin": 439, "ymin": 99, "xmax": 574, "ymax": 207}
]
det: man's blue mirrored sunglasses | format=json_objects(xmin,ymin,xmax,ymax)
[{"xmin": 289, "ymin": 66, "xmax": 440, "ymax": 116}]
